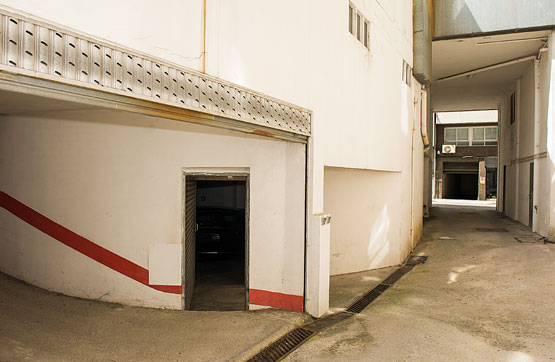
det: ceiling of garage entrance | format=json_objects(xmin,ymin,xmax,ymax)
[{"xmin": 431, "ymin": 30, "xmax": 550, "ymax": 112}]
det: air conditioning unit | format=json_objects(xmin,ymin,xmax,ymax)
[{"xmin": 442, "ymin": 144, "xmax": 456, "ymax": 154}]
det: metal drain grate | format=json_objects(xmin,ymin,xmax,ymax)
[
  {"xmin": 476, "ymin": 228, "xmax": 508, "ymax": 232},
  {"xmin": 346, "ymin": 283, "xmax": 390, "ymax": 313},
  {"xmin": 247, "ymin": 327, "xmax": 314, "ymax": 362},
  {"xmin": 406, "ymin": 255, "xmax": 428, "ymax": 265},
  {"xmin": 304, "ymin": 312, "xmax": 353, "ymax": 333},
  {"xmin": 247, "ymin": 255, "xmax": 428, "ymax": 360},
  {"xmin": 346, "ymin": 255, "xmax": 428, "ymax": 314},
  {"xmin": 381, "ymin": 266, "xmax": 412, "ymax": 285}
]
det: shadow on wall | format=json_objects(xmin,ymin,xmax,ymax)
[
  {"xmin": 453, "ymin": 2, "xmax": 482, "ymax": 34},
  {"xmin": 435, "ymin": 0, "xmax": 483, "ymax": 37}
]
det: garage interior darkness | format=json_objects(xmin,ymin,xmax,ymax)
[
  {"xmin": 189, "ymin": 180, "xmax": 247, "ymax": 311},
  {"xmin": 443, "ymin": 172, "xmax": 479, "ymax": 199}
]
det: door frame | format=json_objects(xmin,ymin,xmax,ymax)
[
  {"xmin": 181, "ymin": 169, "xmax": 250, "ymax": 310},
  {"xmin": 502, "ymin": 165, "xmax": 507, "ymax": 213},
  {"xmin": 529, "ymin": 162, "xmax": 534, "ymax": 229}
]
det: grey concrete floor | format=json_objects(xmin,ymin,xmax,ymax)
[
  {"xmin": 288, "ymin": 200, "xmax": 555, "ymax": 361},
  {"xmin": 190, "ymin": 257, "xmax": 246, "ymax": 311},
  {"xmin": 329, "ymin": 266, "xmax": 397, "ymax": 311},
  {"xmin": 0, "ymin": 272, "xmax": 309, "ymax": 362},
  {"xmin": 3, "ymin": 200, "xmax": 555, "ymax": 362}
]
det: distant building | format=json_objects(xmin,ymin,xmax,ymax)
[{"xmin": 435, "ymin": 121, "xmax": 498, "ymax": 200}]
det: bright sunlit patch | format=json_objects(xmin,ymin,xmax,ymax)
[
  {"xmin": 453, "ymin": 265, "xmax": 476, "ymax": 273},
  {"xmin": 361, "ymin": 276, "xmax": 381, "ymax": 282},
  {"xmin": 448, "ymin": 272, "xmax": 458, "ymax": 284},
  {"xmin": 367, "ymin": 205, "xmax": 391, "ymax": 268},
  {"xmin": 507, "ymin": 351, "xmax": 534, "ymax": 362},
  {"xmin": 447, "ymin": 265, "xmax": 476, "ymax": 284}
]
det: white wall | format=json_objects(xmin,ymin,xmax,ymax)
[
  {"xmin": 0, "ymin": 110, "xmax": 305, "ymax": 308},
  {"xmin": 0, "ymin": 0, "xmax": 425, "ymax": 315},
  {"xmin": 544, "ymin": 31, "xmax": 555, "ymax": 240},
  {"xmin": 518, "ymin": 64, "xmax": 535, "ymax": 226},
  {"xmin": 205, "ymin": 0, "xmax": 415, "ymax": 209},
  {"xmin": 0, "ymin": 0, "xmax": 205, "ymax": 70},
  {"xmin": 499, "ymin": 35, "xmax": 554, "ymax": 236},
  {"xmin": 325, "ymin": 167, "xmax": 403, "ymax": 275},
  {"xmin": 206, "ymin": 0, "xmax": 421, "ymax": 313}
]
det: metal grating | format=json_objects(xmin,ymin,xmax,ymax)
[
  {"xmin": 381, "ymin": 266, "xmax": 413, "ymax": 285},
  {"xmin": 476, "ymin": 228, "xmax": 508, "ymax": 232},
  {"xmin": 346, "ymin": 283, "xmax": 390, "ymax": 313},
  {"xmin": 405, "ymin": 255, "xmax": 428, "ymax": 266},
  {"xmin": 345, "ymin": 255, "xmax": 428, "ymax": 314},
  {"xmin": 247, "ymin": 327, "xmax": 314, "ymax": 362},
  {"xmin": 248, "ymin": 255, "xmax": 429, "ymax": 359},
  {"xmin": 0, "ymin": 8, "xmax": 311, "ymax": 136},
  {"xmin": 304, "ymin": 312, "xmax": 353, "ymax": 333}
]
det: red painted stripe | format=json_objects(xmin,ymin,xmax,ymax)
[
  {"xmin": 249, "ymin": 288, "xmax": 304, "ymax": 312},
  {"xmin": 0, "ymin": 191, "xmax": 181, "ymax": 294}
]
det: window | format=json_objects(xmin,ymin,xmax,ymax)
[
  {"xmin": 348, "ymin": 3, "xmax": 370, "ymax": 50},
  {"xmin": 485, "ymin": 127, "xmax": 497, "ymax": 145},
  {"xmin": 472, "ymin": 127, "xmax": 485, "ymax": 145},
  {"xmin": 349, "ymin": 4, "xmax": 354, "ymax": 35},
  {"xmin": 356, "ymin": 12, "xmax": 361, "ymax": 41},
  {"xmin": 364, "ymin": 20, "xmax": 369, "ymax": 47},
  {"xmin": 444, "ymin": 126, "xmax": 497, "ymax": 146},
  {"xmin": 444, "ymin": 127, "xmax": 468, "ymax": 145},
  {"xmin": 402, "ymin": 60, "xmax": 412, "ymax": 86}
]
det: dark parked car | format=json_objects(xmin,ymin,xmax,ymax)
[{"xmin": 196, "ymin": 208, "xmax": 245, "ymax": 256}]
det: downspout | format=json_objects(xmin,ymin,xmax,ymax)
[
  {"xmin": 420, "ymin": 86, "xmax": 430, "ymax": 150},
  {"xmin": 410, "ymin": 87, "xmax": 418, "ymax": 247},
  {"xmin": 533, "ymin": 57, "xmax": 541, "ymax": 231},
  {"xmin": 201, "ymin": 0, "xmax": 207, "ymax": 73},
  {"xmin": 303, "ymin": 113, "xmax": 314, "ymax": 314}
]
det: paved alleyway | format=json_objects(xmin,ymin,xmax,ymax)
[
  {"xmin": 2, "ymin": 201, "xmax": 555, "ymax": 362},
  {"xmin": 288, "ymin": 201, "xmax": 555, "ymax": 361},
  {"xmin": 0, "ymin": 275, "xmax": 308, "ymax": 362}
]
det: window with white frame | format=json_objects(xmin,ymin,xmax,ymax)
[
  {"xmin": 444, "ymin": 126, "xmax": 497, "ymax": 146},
  {"xmin": 348, "ymin": 2, "xmax": 370, "ymax": 50},
  {"xmin": 402, "ymin": 60, "xmax": 412, "ymax": 86},
  {"xmin": 349, "ymin": 4, "xmax": 355, "ymax": 35},
  {"xmin": 364, "ymin": 20, "xmax": 370, "ymax": 48}
]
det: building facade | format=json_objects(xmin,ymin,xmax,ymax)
[
  {"xmin": 435, "ymin": 122, "xmax": 498, "ymax": 200},
  {"xmin": 0, "ymin": 0, "xmax": 428, "ymax": 316},
  {"xmin": 431, "ymin": 0, "xmax": 555, "ymax": 236}
]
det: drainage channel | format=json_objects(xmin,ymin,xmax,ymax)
[{"xmin": 246, "ymin": 255, "xmax": 428, "ymax": 362}]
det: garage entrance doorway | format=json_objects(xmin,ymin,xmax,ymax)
[{"xmin": 183, "ymin": 174, "xmax": 248, "ymax": 311}]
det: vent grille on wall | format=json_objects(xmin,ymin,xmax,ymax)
[{"xmin": 0, "ymin": 8, "xmax": 311, "ymax": 136}]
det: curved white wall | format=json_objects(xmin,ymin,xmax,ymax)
[{"xmin": 0, "ymin": 110, "xmax": 305, "ymax": 308}]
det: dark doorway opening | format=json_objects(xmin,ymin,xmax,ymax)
[
  {"xmin": 185, "ymin": 179, "xmax": 247, "ymax": 311},
  {"xmin": 486, "ymin": 168, "xmax": 497, "ymax": 199},
  {"xmin": 443, "ymin": 172, "xmax": 478, "ymax": 199}
]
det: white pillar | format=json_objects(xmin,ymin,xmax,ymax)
[
  {"xmin": 305, "ymin": 214, "xmax": 330, "ymax": 317},
  {"xmin": 546, "ymin": 31, "xmax": 555, "ymax": 240}
]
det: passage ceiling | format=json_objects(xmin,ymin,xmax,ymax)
[{"xmin": 432, "ymin": 30, "xmax": 550, "ymax": 112}]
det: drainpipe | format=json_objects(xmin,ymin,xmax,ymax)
[
  {"xmin": 420, "ymin": 86, "xmax": 430, "ymax": 150},
  {"xmin": 533, "ymin": 58, "xmax": 541, "ymax": 231},
  {"xmin": 201, "ymin": 0, "xmax": 207, "ymax": 73},
  {"xmin": 410, "ymin": 89, "xmax": 418, "ymax": 247}
]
